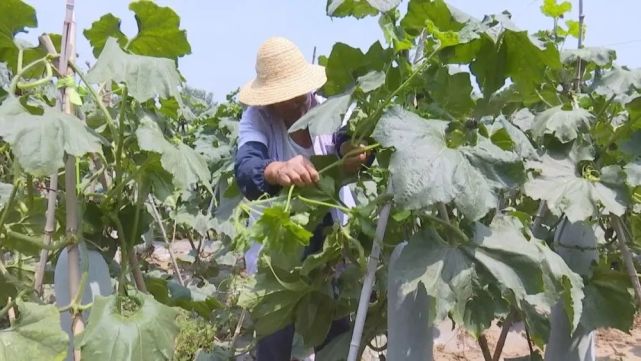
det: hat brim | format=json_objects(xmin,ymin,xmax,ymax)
[{"xmin": 238, "ymin": 64, "xmax": 327, "ymax": 106}]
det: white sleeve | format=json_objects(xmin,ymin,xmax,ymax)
[{"xmin": 238, "ymin": 106, "xmax": 270, "ymax": 147}]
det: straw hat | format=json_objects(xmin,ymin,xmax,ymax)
[{"xmin": 238, "ymin": 37, "xmax": 327, "ymax": 106}]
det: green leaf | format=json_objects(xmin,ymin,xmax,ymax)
[
  {"xmin": 392, "ymin": 217, "xmax": 547, "ymax": 323},
  {"xmin": 531, "ymin": 106, "xmax": 594, "ymax": 143},
  {"xmin": 391, "ymin": 228, "xmax": 474, "ymax": 321},
  {"xmin": 624, "ymin": 160, "xmax": 641, "ymax": 186},
  {"xmin": 524, "ymin": 145, "xmax": 627, "ymax": 222},
  {"xmin": 84, "ymin": 2, "xmax": 190, "ymax": 59},
  {"xmin": 535, "ymin": 242, "xmax": 584, "ymax": 332},
  {"xmin": 0, "ymin": 182, "xmax": 13, "ymax": 211},
  {"xmin": 373, "ymin": 106, "xmax": 524, "ymax": 220},
  {"xmin": 561, "ymin": 47, "xmax": 616, "ymax": 67},
  {"xmin": 322, "ymin": 42, "xmax": 392, "ymax": 96},
  {"xmin": 238, "ymin": 267, "xmax": 307, "ymax": 338},
  {"xmin": 427, "ymin": 66, "xmax": 475, "ymax": 117},
  {"xmin": 0, "ymin": 301, "xmax": 69, "ymax": 361},
  {"xmin": 86, "ymin": 38, "xmax": 182, "ymax": 103},
  {"xmin": 289, "ymin": 91, "xmax": 352, "ymax": 137},
  {"xmin": 540, "ymin": 0, "xmax": 572, "ymax": 18},
  {"xmin": 136, "ymin": 116, "xmax": 212, "ymax": 192},
  {"xmin": 401, "ymin": 0, "xmax": 463, "ymax": 37},
  {"xmin": 593, "ymin": 67, "xmax": 641, "ymax": 98},
  {"xmin": 295, "ymin": 292, "xmax": 335, "ymax": 347},
  {"xmin": 315, "ymin": 331, "xmax": 350, "ymax": 361},
  {"xmin": 496, "ymin": 115, "xmax": 538, "ymax": 159},
  {"xmin": 0, "ymin": 97, "xmax": 104, "ymax": 176},
  {"xmin": 580, "ymin": 268, "xmax": 636, "ymax": 332},
  {"xmin": 564, "ymin": 20, "xmax": 581, "ymax": 39},
  {"xmin": 356, "ymin": 70, "xmax": 386, "ymax": 92},
  {"xmin": 511, "ymin": 108, "xmax": 535, "ymax": 132},
  {"xmin": 127, "ymin": 1, "xmax": 191, "ymax": 58},
  {"xmin": 469, "ymin": 217, "xmax": 544, "ymax": 301},
  {"xmin": 365, "ymin": 0, "xmax": 401, "ymax": 12},
  {"xmin": 326, "ymin": 0, "xmax": 378, "ymax": 19},
  {"xmin": 78, "ymin": 293, "xmax": 180, "ymax": 361},
  {"xmin": 0, "ymin": 0, "xmax": 40, "ymax": 74},
  {"xmin": 83, "ymin": 13, "xmax": 128, "ymax": 58},
  {"xmin": 501, "ymin": 30, "xmax": 561, "ymax": 101},
  {"xmin": 249, "ymin": 205, "xmax": 313, "ymax": 254}
]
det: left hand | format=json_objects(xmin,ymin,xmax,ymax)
[{"xmin": 340, "ymin": 141, "xmax": 370, "ymax": 174}]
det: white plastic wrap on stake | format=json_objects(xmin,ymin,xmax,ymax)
[
  {"xmin": 544, "ymin": 219, "xmax": 597, "ymax": 361},
  {"xmin": 347, "ymin": 185, "xmax": 393, "ymax": 361}
]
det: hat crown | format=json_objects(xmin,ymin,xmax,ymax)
[{"xmin": 255, "ymin": 37, "xmax": 307, "ymax": 84}]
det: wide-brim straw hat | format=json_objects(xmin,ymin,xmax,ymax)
[{"xmin": 238, "ymin": 37, "xmax": 327, "ymax": 106}]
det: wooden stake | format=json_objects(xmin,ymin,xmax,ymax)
[{"xmin": 347, "ymin": 187, "xmax": 392, "ymax": 361}]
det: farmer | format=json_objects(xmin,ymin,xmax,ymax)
[{"xmin": 234, "ymin": 36, "xmax": 368, "ymax": 361}]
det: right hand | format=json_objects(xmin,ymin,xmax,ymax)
[{"xmin": 265, "ymin": 155, "xmax": 320, "ymax": 187}]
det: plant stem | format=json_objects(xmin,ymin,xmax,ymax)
[
  {"xmin": 8, "ymin": 57, "xmax": 51, "ymax": 95},
  {"xmin": 68, "ymin": 62, "xmax": 118, "ymax": 139},
  {"xmin": 611, "ymin": 214, "xmax": 641, "ymax": 307},
  {"xmin": 347, "ymin": 185, "xmax": 393, "ymax": 361},
  {"xmin": 478, "ymin": 334, "xmax": 493, "ymax": 361},
  {"xmin": 297, "ymin": 195, "xmax": 351, "ymax": 214},
  {"xmin": 424, "ymin": 213, "xmax": 469, "ymax": 243},
  {"xmin": 35, "ymin": 174, "xmax": 57, "ymax": 295},
  {"xmin": 318, "ymin": 143, "xmax": 381, "ymax": 175},
  {"xmin": 492, "ymin": 311, "xmax": 515, "ymax": 361},
  {"xmin": 284, "ymin": 185, "xmax": 295, "ymax": 213},
  {"xmin": 5, "ymin": 230, "xmax": 67, "ymax": 250},
  {"xmin": 575, "ymin": 0, "xmax": 585, "ymax": 92},
  {"xmin": 128, "ymin": 187, "xmax": 148, "ymax": 293},
  {"xmin": 0, "ymin": 177, "xmax": 21, "ymax": 236},
  {"xmin": 148, "ymin": 194, "xmax": 185, "ymax": 286}
]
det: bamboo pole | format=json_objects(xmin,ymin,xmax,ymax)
[
  {"xmin": 33, "ymin": 34, "xmax": 59, "ymax": 296},
  {"xmin": 347, "ymin": 187, "xmax": 392, "ymax": 361},
  {"xmin": 57, "ymin": 2, "xmax": 84, "ymax": 360}
]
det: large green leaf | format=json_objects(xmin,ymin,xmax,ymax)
[
  {"xmin": 136, "ymin": 117, "xmax": 212, "ymax": 192},
  {"xmin": 249, "ymin": 205, "xmax": 313, "ymax": 254},
  {"xmin": 501, "ymin": 30, "xmax": 561, "ymax": 101},
  {"xmin": 289, "ymin": 91, "xmax": 352, "ymax": 137},
  {"xmin": 534, "ymin": 242, "xmax": 585, "ymax": 332},
  {"xmin": 391, "ymin": 228, "xmax": 474, "ymax": 321},
  {"xmin": 401, "ymin": 0, "xmax": 464, "ymax": 37},
  {"xmin": 86, "ymin": 38, "xmax": 182, "ymax": 103},
  {"xmin": 0, "ymin": 301, "xmax": 68, "ymax": 361},
  {"xmin": 0, "ymin": 97, "xmax": 104, "ymax": 176},
  {"xmin": 127, "ymin": 1, "xmax": 191, "ymax": 58},
  {"xmin": 593, "ymin": 67, "xmax": 641, "ymax": 98},
  {"xmin": 83, "ymin": 14, "xmax": 127, "ymax": 58},
  {"xmin": 579, "ymin": 268, "xmax": 636, "ymax": 332},
  {"xmin": 495, "ymin": 115, "xmax": 538, "ymax": 159},
  {"xmin": 372, "ymin": 106, "xmax": 524, "ymax": 220},
  {"xmin": 0, "ymin": 0, "xmax": 40, "ymax": 73},
  {"xmin": 78, "ymin": 293, "xmax": 180, "ymax": 361},
  {"xmin": 469, "ymin": 217, "xmax": 544, "ymax": 301},
  {"xmin": 326, "ymin": 0, "xmax": 378, "ymax": 19},
  {"xmin": 531, "ymin": 106, "xmax": 594, "ymax": 143},
  {"xmin": 524, "ymin": 145, "xmax": 627, "ymax": 222},
  {"xmin": 84, "ymin": 2, "xmax": 190, "ymax": 59},
  {"xmin": 427, "ymin": 66, "xmax": 475, "ymax": 117},
  {"xmin": 561, "ymin": 47, "xmax": 616, "ymax": 67},
  {"xmin": 238, "ymin": 267, "xmax": 308, "ymax": 338},
  {"xmin": 321, "ymin": 42, "xmax": 392, "ymax": 96},
  {"xmin": 392, "ymin": 217, "xmax": 547, "ymax": 324}
]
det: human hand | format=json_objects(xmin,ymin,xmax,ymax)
[
  {"xmin": 265, "ymin": 155, "xmax": 320, "ymax": 187},
  {"xmin": 340, "ymin": 142, "xmax": 370, "ymax": 174}
]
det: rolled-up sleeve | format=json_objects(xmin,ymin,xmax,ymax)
[{"xmin": 234, "ymin": 141, "xmax": 282, "ymax": 201}]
